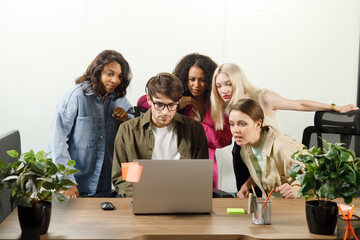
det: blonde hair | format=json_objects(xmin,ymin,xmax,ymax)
[{"xmin": 210, "ymin": 63, "xmax": 258, "ymax": 130}]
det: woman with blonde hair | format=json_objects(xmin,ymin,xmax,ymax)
[{"xmin": 211, "ymin": 63, "xmax": 358, "ymax": 194}]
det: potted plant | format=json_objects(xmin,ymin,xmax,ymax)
[
  {"xmin": 289, "ymin": 138, "xmax": 360, "ymax": 235},
  {"xmin": 0, "ymin": 149, "xmax": 78, "ymax": 237}
]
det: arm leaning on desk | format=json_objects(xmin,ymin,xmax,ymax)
[{"xmin": 0, "ymin": 198, "xmax": 340, "ymax": 240}]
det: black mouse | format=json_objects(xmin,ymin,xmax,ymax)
[{"xmin": 100, "ymin": 202, "xmax": 115, "ymax": 210}]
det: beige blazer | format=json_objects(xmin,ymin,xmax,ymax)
[{"xmin": 240, "ymin": 126, "xmax": 303, "ymax": 197}]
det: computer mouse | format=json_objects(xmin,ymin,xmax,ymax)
[{"xmin": 100, "ymin": 201, "xmax": 115, "ymax": 210}]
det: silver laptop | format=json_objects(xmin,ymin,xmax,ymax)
[{"xmin": 132, "ymin": 159, "xmax": 213, "ymax": 214}]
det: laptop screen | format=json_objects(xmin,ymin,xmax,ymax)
[{"xmin": 132, "ymin": 159, "xmax": 213, "ymax": 214}]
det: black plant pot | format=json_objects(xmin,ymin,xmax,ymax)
[
  {"xmin": 305, "ymin": 200, "xmax": 338, "ymax": 235},
  {"xmin": 17, "ymin": 201, "xmax": 52, "ymax": 236}
]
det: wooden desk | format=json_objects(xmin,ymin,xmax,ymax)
[{"xmin": 0, "ymin": 198, "xmax": 339, "ymax": 240}]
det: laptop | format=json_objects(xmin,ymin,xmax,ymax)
[{"xmin": 132, "ymin": 159, "xmax": 213, "ymax": 214}]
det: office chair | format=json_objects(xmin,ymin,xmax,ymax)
[
  {"xmin": 302, "ymin": 110, "xmax": 360, "ymax": 156},
  {"xmin": 0, "ymin": 130, "xmax": 21, "ymax": 223}
]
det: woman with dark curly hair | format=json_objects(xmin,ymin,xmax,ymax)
[
  {"xmin": 48, "ymin": 50, "xmax": 134, "ymax": 198},
  {"xmin": 137, "ymin": 53, "xmax": 232, "ymax": 188}
]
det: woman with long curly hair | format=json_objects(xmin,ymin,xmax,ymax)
[{"xmin": 48, "ymin": 50, "xmax": 134, "ymax": 198}]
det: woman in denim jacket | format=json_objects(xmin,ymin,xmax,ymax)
[{"xmin": 48, "ymin": 50, "xmax": 133, "ymax": 198}]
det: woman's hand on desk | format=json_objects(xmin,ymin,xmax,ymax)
[
  {"xmin": 276, "ymin": 183, "xmax": 300, "ymax": 199},
  {"xmin": 237, "ymin": 184, "xmax": 250, "ymax": 198},
  {"xmin": 61, "ymin": 185, "xmax": 80, "ymax": 198}
]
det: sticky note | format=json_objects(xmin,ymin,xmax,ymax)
[
  {"xmin": 121, "ymin": 162, "xmax": 139, "ymax": 180},
  {"xmin": 339, "ymin": 204, "xmax": 352, "ymax": 215},
  {"xmin": 227, "ymin": 208, "xmax": 246, "ymax": 215},
  {"xmin": 126, "ymin": 164, "xmax": 143, "ymax": 183}
]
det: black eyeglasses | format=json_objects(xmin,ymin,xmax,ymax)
[{"xmin": 152, "ymin": 101, "xmax": 178, "ymax": 111}]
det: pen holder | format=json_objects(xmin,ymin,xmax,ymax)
[
  {"xmin": 337, "ymin": 215, "xmax": 360, "ymax": 240},
  {"xmin": 252, "ymin": 198, "xmax": 271, "ymax": 225}
]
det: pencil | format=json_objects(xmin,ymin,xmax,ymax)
[
  {"xmin": 251, "ymin": 185, "xmax": 257, "ymax": 198},
  {"xmin": 261, "ymin": 189, "xmax": 274, "ymax": 209}
]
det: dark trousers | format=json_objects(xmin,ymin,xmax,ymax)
[{"xmin": 232, "ymin": 142, "xmax": 262, "ymax": 197}]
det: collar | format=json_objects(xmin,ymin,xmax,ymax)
[
  {"xmin": 98, "ymin": 93, "xmax": 109, "ymax": 102},
  {"xmin": 261, "ymin": 125, "xmax": 278, "ymax": 157}
]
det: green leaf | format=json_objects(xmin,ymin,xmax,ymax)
[
  {"xmin": 61, "ymin": 178, "xmax": 77, "ymax": 187},
  {"xmin": 304, "ymin": 195, "xmax": 313, "ymax": 201},
  {"xmin": 53, "ymin": 192, "xmax": 69, "ymax": 203},
  {"xmin": 291, "ymin": 150, "xmax": 300, "ymax": 160},
  {"xmin": 42, "ymin": 181, "xmax": 56, "ymax": 190},
  {"xmin": 302, "ymin": 155, "xmax": 316, "ymax": 164},
  {"xmin": 57, "ymin": 164, "xmax": 65, "ymax": 172},
  {"xmin": 46, "ymin": 161, "xmax": 58, "ymax": 175},
  {"xmin": 38, "ymin": 190, "xmax": 52, "ymax": 201},
  {"xmin": 35, "ymin": 150, "xmax": 45, "ymax": 161},
  {"xmin": 330, "ymin": 172, "xmax": 339, "ymax": 178},
  {"xmin": 23, "ymin": 150, "xmax": 36, "ymax": 164},
  {"xmin": 296, "ymin": 173, "xmax": 305, "ymax": 184},
  {"xmin": 339, "ymin": 150, "xmax": 353, "ymax": 162},
  {"xmin": 341, "ymin": 165, "xmax": 357, "ymax": 184},
  {"xmin": 11, "ymin": 188, "xmax": 17, "ymax": 197},
  {"xmin": 338, "ymin": 186, "xmax": 357, "ymax": 197},
  {"xmin": 32, "ymin": 161, "xmax": 46, "ymax": 175},
  {"xmin": 37, "ymin": 177, "xmax": 53, "ymax": 183},
  {"xmin": 2, "ymin": 175, "xmax": 19, "ymax": 183},
  {"xmin": 67, "ymin": 160, "xmax": 76, "ymax": 167},
  {"xmin": 6, "ymin": 150, "xmax": 19, "ymax": 158},
  {"xmin": 288, "ymin": 163, "xmax": 302, "ymax": 179},
  {"xmin": 17, "ymin": 196, "xmax": 32, "ymax": 207},
  {"xmin": 325, "ymin": 147, "xmax": 338, "ymax": 159},
  {"xmin": 66, "ymin": 169, "xmax": 79, "ymax": 176},
  {"xmin": 0, "ymin": 160, "xmax": 4, "ymax": 170},
  {"xmin": 319, "ymin": 183, "xmax": 335, "ymax": 200},
  {"xmin": 343, "ymin": 195, "xmax": 353, "ymax": 205}
]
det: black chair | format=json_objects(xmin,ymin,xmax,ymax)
[
  {"xmin": 0, "ymin": 130, "xmax": 21, "ymax": 223},
  {"xmin": 212, "ymin": 188, "xmax": 235, "ymax": 198},
  {"xmin": 302, "ymin": 110, "xmax": 360, "ymax": 156}
]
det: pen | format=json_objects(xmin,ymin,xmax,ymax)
[
  {"xmin": 251, "ymin": 185, "xmax": 257, "ymax": 199},
  {"xmin": 261, "ymin": 189, "xmax": 274, "ymax": 209}
]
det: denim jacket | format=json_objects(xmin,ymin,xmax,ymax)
[{"xmin": 48, "ymin": 82, "xmax": 133, "ymax": 196}]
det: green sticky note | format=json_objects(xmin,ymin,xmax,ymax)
[{"xmin": 227, "ymin": 208, "xmax": 246, "ymax": 214}]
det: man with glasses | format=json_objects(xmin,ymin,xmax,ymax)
[{"xmin": 112, "ymin": 73, "xmax": 208, "ymax": 197}]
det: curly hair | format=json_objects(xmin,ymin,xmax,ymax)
[
  {"xmin": 76, "ymin": 50, "xmax": 132, "ymax": 99},
  {"xmin": 173, "ymin": 53, "xmax": 217, "ymax": 106}
]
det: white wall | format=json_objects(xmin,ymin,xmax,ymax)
[{"xmin": 0, "ymin": 0, "xmax": 359, "ymax": 193}]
